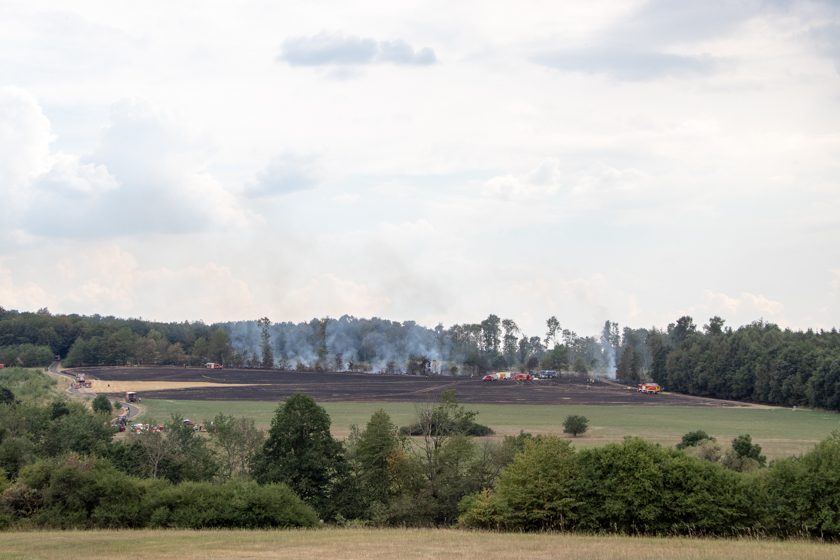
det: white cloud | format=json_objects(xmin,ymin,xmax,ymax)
[
  {"xmin": 530, "ymin": 0, "xmax": 771, "ymax": 80},
  {"xmin": 246, "ymin": 154, "xmax": 319, "ymax": 197},
  {"xmin": 0, "ymin": 264, "xmax": 50, "ymax": 311},
  {"xmin": 535, "ymin": 49, "xmax": 718, "ymax": 80},
  {"xmin": 0, "ymin": 92, "xmax": 255, "ymax": 238},
  {"xmin": 332, "ymin": 193, "xmax": 359, "ymax": 205},
  {"xmin": 377, "ymin": 219, "xmax": 435, "ymax": 240},
  {"xmin": 279, "ymin": 33, "xmax": 436, "ymax": 66},
  {"xmin": 3, "ymin": 243, "xmax": 259, "ymax": 324},
  {"xmin": 703, "ymin": 290, "xmax": 786, "ymax": 324},
  {"xmin": 481, "ymin": 158, "xmax": 649, "ymax": 203},
  {"xmin": 482, "ymin": 159, "xmax": 564, "ymax": 200},
  {"xmin": 35, "ymin": 152, "xmax": 118, "ymax": 195},
  {"xmin": 279, "ymin": 273, "xmax": 391, "ymax": 319},
  {"xmin": 0, "ymin": 87, "xmax": 52, "ymax": 205}
]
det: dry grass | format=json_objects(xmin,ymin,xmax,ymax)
[
  {"xmin": 0, "ymin": 529, "xmax": 836, "ymax": 560},
  {"xmin": 44, "ymin": 370, "xmax": 72, "ymax": 395}
]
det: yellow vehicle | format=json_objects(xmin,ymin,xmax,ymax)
[{"xmin": 637, "ymin": 383, "xmax": 662, "ymax": 394}]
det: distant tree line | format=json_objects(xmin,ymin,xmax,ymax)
[
  {"xmin": 0, "ymin": 307, "xmax": 614, "ymax": 374},
  {"xmin": 0, "ymin": 307, "xmax": 236, "ymax": 368},
  {"xmin": 3, "ymin": 306, "xmax": 840, "ymax": 411},
  {"xmin": 615, "ymin": 316, "xmax": 840, "ymax": 411}
]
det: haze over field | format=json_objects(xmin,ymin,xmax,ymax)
[{"xmin": 1, "ymin": 1, "xmax": 839, "ymax": 335}]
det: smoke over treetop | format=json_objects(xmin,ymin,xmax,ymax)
[{"xmin": 221, "ymin": 314, "xmax": 615, "ymax": 375}]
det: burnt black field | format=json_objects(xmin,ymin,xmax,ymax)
[{"xmin": 70, "ymin": 366, "xmax": 748, "ymax": 406}]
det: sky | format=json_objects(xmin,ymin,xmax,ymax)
[{"xmin": 1, "ymin": 0, "xmax": 839, "ymax": 337}]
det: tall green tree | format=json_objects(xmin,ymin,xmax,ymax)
[
  {"xmin": 252, "ymin": 394, "xmax": 346, "ymax": 519},
  {"xmin": 353, "ymin": 409, "xmax": 403, "ymax": 516}
]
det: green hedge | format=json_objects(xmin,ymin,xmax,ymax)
[
  {"xmin": 460, "ymin": 433, "xmax": 840, "ymax": 538},
  {"xmin": 1, "ymin": 456, "xmax": 318, "ymax": 529}
]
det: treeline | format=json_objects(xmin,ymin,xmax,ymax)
[
  {"xmin": 0, "ymin": 307, "xmax": 236, "ymax": 368},
  {"xmin": 4, "ymin": 306, "xmax": 840, "ymax": 411},
  {"xmin": 0, "ymin": 307, "xmax": 615, "ymax": 374},
  {"xmin": 616, "ymin": 317, "xmax": 840, "ymax": 411}
]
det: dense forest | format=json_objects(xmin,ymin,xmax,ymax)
[{"xmin": 1, "ymin": 307, "xmax": 840, "ymax": 411}]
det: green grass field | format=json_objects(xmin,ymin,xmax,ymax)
[
  {"xmin": 141, "ymin": 399, "xmax": 840, "ymax": 458},
  {"xmin": 0, "ymin": 529, "xmax": 835, "ymax": 560}
]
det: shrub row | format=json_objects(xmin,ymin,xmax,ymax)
[
  {"xmin": 460, "ymin": 433, "xmax": 840, "ymax": 538},
  {"xmin": 0, "ymin": 455, "xmax": 318, "ymax": 529}
]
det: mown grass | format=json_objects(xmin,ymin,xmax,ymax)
[
  {"xmin": 141, "ymin": 399, "xmax": 840, "ymax": 458},
  {"xmin": 0, "ymin": 528, "xmax": 835, "ymax": 560}
]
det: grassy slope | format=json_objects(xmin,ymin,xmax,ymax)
[
  {"xmin": 0, "ymin": 367, "xmax": 61, "ymax": 404},
  {"xmin": 0, "ymin": 529, "xmax": 834, "ymax": 560},
  {"xmin": 141, "ymin": 399, "xmax": 840, "ymax": 458}
]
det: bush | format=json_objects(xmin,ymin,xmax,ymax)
[
  {"xmin": 91, "ymin": 395, "xmax": 113, "ymax": 415},
  {"xmin": 676, "ymin": 430, "xmax": 713, "ymax": 449},
  {"xmin": 460, "ymin": 436, "xmax": 578, "ymax": 531},
  {"xmin": 721, "ymin": 434, "xmax": 766, "ymax": 472},
  {"xmin": 683, "ymin": 439, "xmax": 723, "ymax": 463},
  {"xmin": 399, "ymin": 392, "xmax": 494, "ymax": 437},
  {"xmin": 761, "ymin": 431, "xmax": 840, "ymax": 538},
  {"xmin": 731, "ymin": 434, "xmax": 766, "ymax": 466},
  {"xmin": 400, "ymin": 421, "xmax": 494, "ymax": 437},
  {"xmin": 0, "ymin": 436, "xmax": 36, "ymax": 479},
  {"xmin": 460, "ymin": 436, "xmax": 761, "ymax": 536},
  {"xmin": 145, "ymin": 480, "xmax": 318, "ymax": 529},
  {"xmin": 1, "ymin": 455, "xmax": 318, "ymax": 529}
]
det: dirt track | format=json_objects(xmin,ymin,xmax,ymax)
[{"xmin": 69, "ymin": 366, "xmax": 752, "ymax": 407}]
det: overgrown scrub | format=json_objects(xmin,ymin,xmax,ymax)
[
  {"xmin": 0, "ymin": 455, "xmax": 318, "ymax": 529},
  {"xmin": 460, "ymin": 434, "xmax": 840, "ymax": 538}
]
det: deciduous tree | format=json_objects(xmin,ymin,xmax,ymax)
[
  {"xmin": 252, "ymin": 394, "xmax": 346, "ymax": 519},
  {"xmin": 563, "ymin": 415, "xmax": 588, "ymax": 437}
]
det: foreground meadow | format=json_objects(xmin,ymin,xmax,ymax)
[
  {"xmin": 141, "ymin": 399, "xmax": 840, "ymax": 458},
  {"xmin": 0, "ymin": 529, "xmax": 836, "ymax": 560}
]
